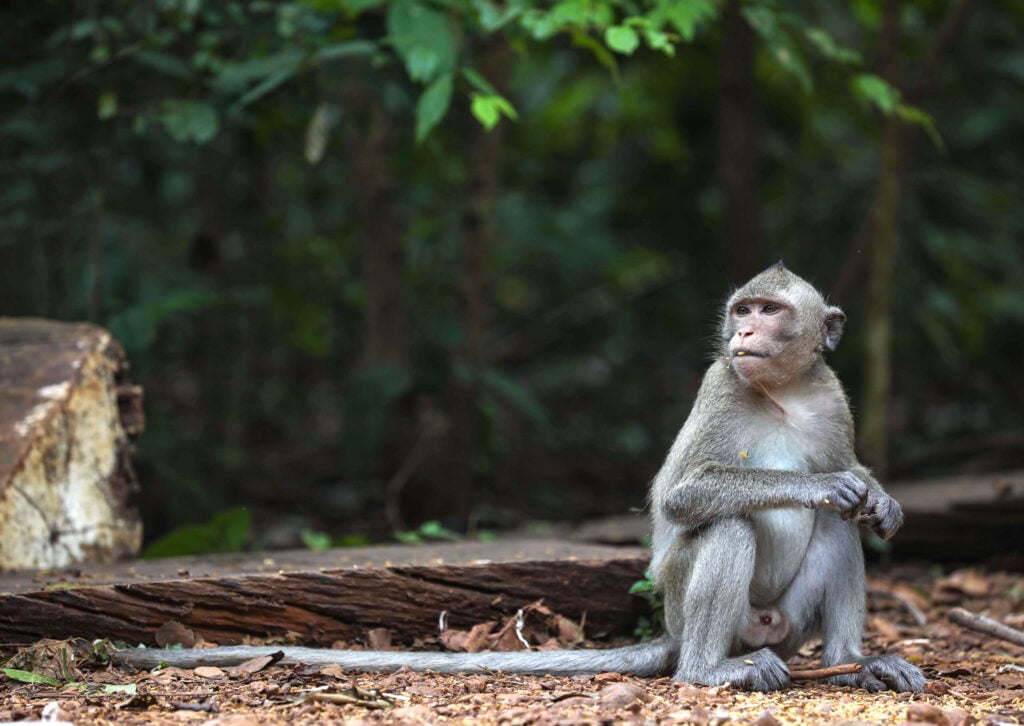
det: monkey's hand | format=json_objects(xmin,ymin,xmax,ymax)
[
  {"xmin": 809, "ymin": 471, "xmax": 868, "ymax": 518},
  {"xmin": 857, "ymin": 492, "xmax": 904, "ymax": 540}
]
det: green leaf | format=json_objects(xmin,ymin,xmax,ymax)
[
  {"xmin": 134, "ymin": 50, "xmax": 193, "ymax": 80},
  {"xmin": 142, "ymin": 507, "xmax": 252, "ymax": 558},
  {"xmin": 417, "ymin": 520, "xmax": 462, "ymax": 541},
  {"xmin": 643, "ymin": 28, "xmax": 675, "ymax": 56},
  {"xmin": 472, "ymin": 0, "xmax": 522, "ymax": 31},
  {"xmin": 415, "ymin": 73, "xmax": 453, "ymax": 142},
  {"xmin": 462, "ymin": 67, "xmax": 498, "ymax": 96},
  {"xmin": 2, "ymin": 669, "xmax": 61, "ymax": 686},
  {"xmin": 157, "ymin": 100, "xmax": 220, "ymax": 144},
  {"xmin": 605, "ymin": 25, "xmax": 640, "ymax": 55},
  {"xmin": 804, "ymin": 27, "xmax": 862, "ymax": 65},
  {"xmin": 656, "ymin": 0, "xmax": 718, "ymax": 42},
  {"xmin": 102, "ymin": 683, "xmax": 137, "ymax": 695},
  {"xmin": 232, "ymin": 67, "xmax": 297, "ymax": 109},
  {"xmin": 896, "ymin": 103, "xmax": 944, "ymax": 150},
  {"xmin": 851, "ymin": 73, "xmax": 900, "ymax": 114},
  {"xmin": 387, "ymin": 0, "xmax": 455, "ymax": 82},
  {"xmin": 470, "ymin": 93, "xmax": 518, "ymax": 131},
  {"xmin": 301, "ymin": 529, "xmax": 333, "ymax": 551},
  {"xmin": 214, "ymin": 50, "xmax": 304, "ymax": 91},
  {"xmin": 743, "ymin": 7, "xmax": 813, "ymax": 92},
  {"xmin": 570, "ymin": 31, "xmax": 619, "ymax": 79},
  {"xmin": 311, "ymin": 40, "xmax": 377, "ymax": 63},
  {"xmin": 97, "ymin": 92, "xmax": 117, "ymax": 120}
]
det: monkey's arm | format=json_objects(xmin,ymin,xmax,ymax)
[{"xmin": 657, "ymin": 462, "xmax": 867, "ymax": 529}]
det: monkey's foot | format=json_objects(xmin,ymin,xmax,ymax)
[
  {"xmin": 674, "ymin": 648, "xmax": 790, "ymax": 692},
  {"xmin": 828, "ymin": 655, "xmax": 925, "ymax": 693}
]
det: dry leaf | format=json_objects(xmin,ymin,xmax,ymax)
[
  {"xmin": 193, "ymin": 666, "xmax": 225, "ymax": 680},
  {"xmin": 155, "ymin": 621, "xmax": 197, "ymax": 648}
]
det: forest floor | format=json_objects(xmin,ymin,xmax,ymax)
[{"xmin": 1, "ymin": 562, "xmax": 1021, "ymax": 725}]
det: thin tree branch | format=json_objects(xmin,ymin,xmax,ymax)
[
  {"xmin": 949, "ymin": 608, "xmax": 1024, "ymax": 647},
  {"xmin": 790, "ymin": 663, "xmax": 863, "ymax": 681}
]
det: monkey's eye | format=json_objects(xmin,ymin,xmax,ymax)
[
  {"xmin": 763, "ymin": 303, "xmax": 780, "ymax": 314},
  {"xmin": 735, "ymin": 305, "xmax": 751, "ymax": 316}
]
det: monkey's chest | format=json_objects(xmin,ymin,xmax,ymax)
[
  {"xmin": 741, "ymin": 406, "xmax": 828, "ymax": 603},
  {"xmin": 739, "ymin": 397, "xmax": 840, "ymax": 473}
]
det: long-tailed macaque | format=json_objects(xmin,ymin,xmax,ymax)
[{"xmin": 115, "ymin": 264, "xmax": 925, "ymax": 693}]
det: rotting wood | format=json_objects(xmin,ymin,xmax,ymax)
[
  {"xmin": 0, "ymin": 318, "xmax": 143, "ymax": 570},
  {"xmin": 0, "ymin": 540, "xmax": 649, "ymax": 646}
]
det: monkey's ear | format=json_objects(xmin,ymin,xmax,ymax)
[{"xmin": 821, "ymin": 306, "xmax": 846, "ymax": 351}]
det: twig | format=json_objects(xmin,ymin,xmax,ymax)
[
  {"xmin": 790, "ymin": 663, "xmax": 862, "ymax": 681},
  {"xmin": 868, "ymin": 585, "xmax": 929, "ymax": 626},
  {"xmin": 949, "ymin": 607, "xmax": 1024, "ymax": 647}
]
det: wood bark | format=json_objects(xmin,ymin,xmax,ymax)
[
  {"xmin": 0, "ymin": 318, "xmax": 142, "ymax": 569},
  {"xmin": 717, "ymin": 1, "xmax": 762, "ymax": 282},
  {"xmin": 858, "ymin": 0, "xmax": 905, "ymax": 477},
  {"xmin": 437, "ymin": 38, "xmax": 510, "ymax": 524},
  {"xmin": 0, "ymin": 541, "xmax": 649, "ymax": 646},
  {"xmin": 346, "ymin": 80, "xmax": 409, "ymax": 370}
]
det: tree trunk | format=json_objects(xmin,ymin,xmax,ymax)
[
  {"xmin": 441, "ymin": 39, "xmax": 510, "ymax": 525},
  {"xmin": 346, "ymin": 84, "xmax": 409, "ymax": 370},
  {"xmin": 0, "ymin": 318, "xmax": 142, "ymax": 569},
  {"xmin": 717, "ymin": 1, "xmax": 762, "ymax": 282},
  {"xmin": 860, "ymin": 0, "xmax": 905, "ymax": 477}
]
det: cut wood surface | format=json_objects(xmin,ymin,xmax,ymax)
[
  {"xmin": 884, "ymin": 471, "xmax": 1024, "ymax": 559},
  {"xmin": 0, "ymin": 318, "xmax": 143, "ymax": 570},
  {"xmin": 0, "ymin": 540, "xmax": 649, "ymax": 646}
]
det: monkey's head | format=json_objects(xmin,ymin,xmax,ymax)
[{"xmin": 722, "ymin": 262, "xmax": 845, "ymax": 388}]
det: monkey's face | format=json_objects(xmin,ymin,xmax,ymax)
[
  {"xmin": 723, "ymin": 265, "xmax": 843, "ymax": 389},
  {"xmin": 726, "ymin": 297, "xmax": 816, "ymax": 387}
]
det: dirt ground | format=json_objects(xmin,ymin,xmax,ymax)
[{"xmin": 1, "ymin": 563, "xmax": 1021, "ymax": 725}]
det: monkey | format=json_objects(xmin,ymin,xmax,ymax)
[{"xmin": 113, "ymin": 263, "xmax": 924, "ymax": 693}]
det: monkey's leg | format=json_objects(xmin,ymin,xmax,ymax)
[
  {"xmin": 775, "ymin": 513, "xmax": 925, "ymax": 693},
  {"xmin": 666, "ymin": 518, "xmax": 789, "ymax": 691}
]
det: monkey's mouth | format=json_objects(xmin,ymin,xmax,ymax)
[{"xmin": 734, "ymin": 350, "xmax": 768, "ymax": 359}]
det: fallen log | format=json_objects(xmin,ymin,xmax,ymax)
[{"xmin": 0, "ymin": 540, "xmax": 650, "ymax": 646}]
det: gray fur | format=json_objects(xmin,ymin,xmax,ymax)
[
  {"xmin": 115, "ymin": 640, "xmax": 675, "ymax": 676},
  {"xmin": 112, "ymin": 265, "xmax": 923, "ymax": 693}
]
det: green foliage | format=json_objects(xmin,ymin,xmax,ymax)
[
  {"xmin": 142, "ymin": 508, "xmax": 252, "ymax": 558},
  {"xmin": 388, "ymin": 0, "xmax": 456, "ymax": 83},
  {"xmin": 394, "ymin": 520, "xmax": 463, "ymax": 543},
  {"xmin": 2, "ymin": 669, "xmax": 60, "ymax": 686},
  {"xmin": 300, "ymin": 529, "xmax": 371, "ymax": 550},
  {"xmin": 629, "ymin": 572, "xmax": 665, "ymax": 640},
  {"xmin": 1, "ymin": 0, "xmax": 1021, "ymax": 546}
]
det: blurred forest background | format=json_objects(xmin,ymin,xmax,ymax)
[{"xmin": 1, "ymin": 0, "xmax": 1021, "ymax": 550}]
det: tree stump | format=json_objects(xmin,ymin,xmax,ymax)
[{"xmin": 0, "ymin": 318, "xmax": 142, "ymax": 569}]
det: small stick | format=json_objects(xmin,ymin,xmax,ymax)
[
  {"xmin": 868, "ymin": 585, "xmax": 928, "ymax": 627},
  {"xmin": 790, "ymin": 663, "xmax": 862, "ymax": 681},
  {"xmin": 949, "ymin": 607, "xmax": 1024, "ymax": 647}
]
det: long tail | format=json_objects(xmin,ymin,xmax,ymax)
[{"xmin": 113, "ymin": 640, "xmax": 676, "ymax": 677}]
